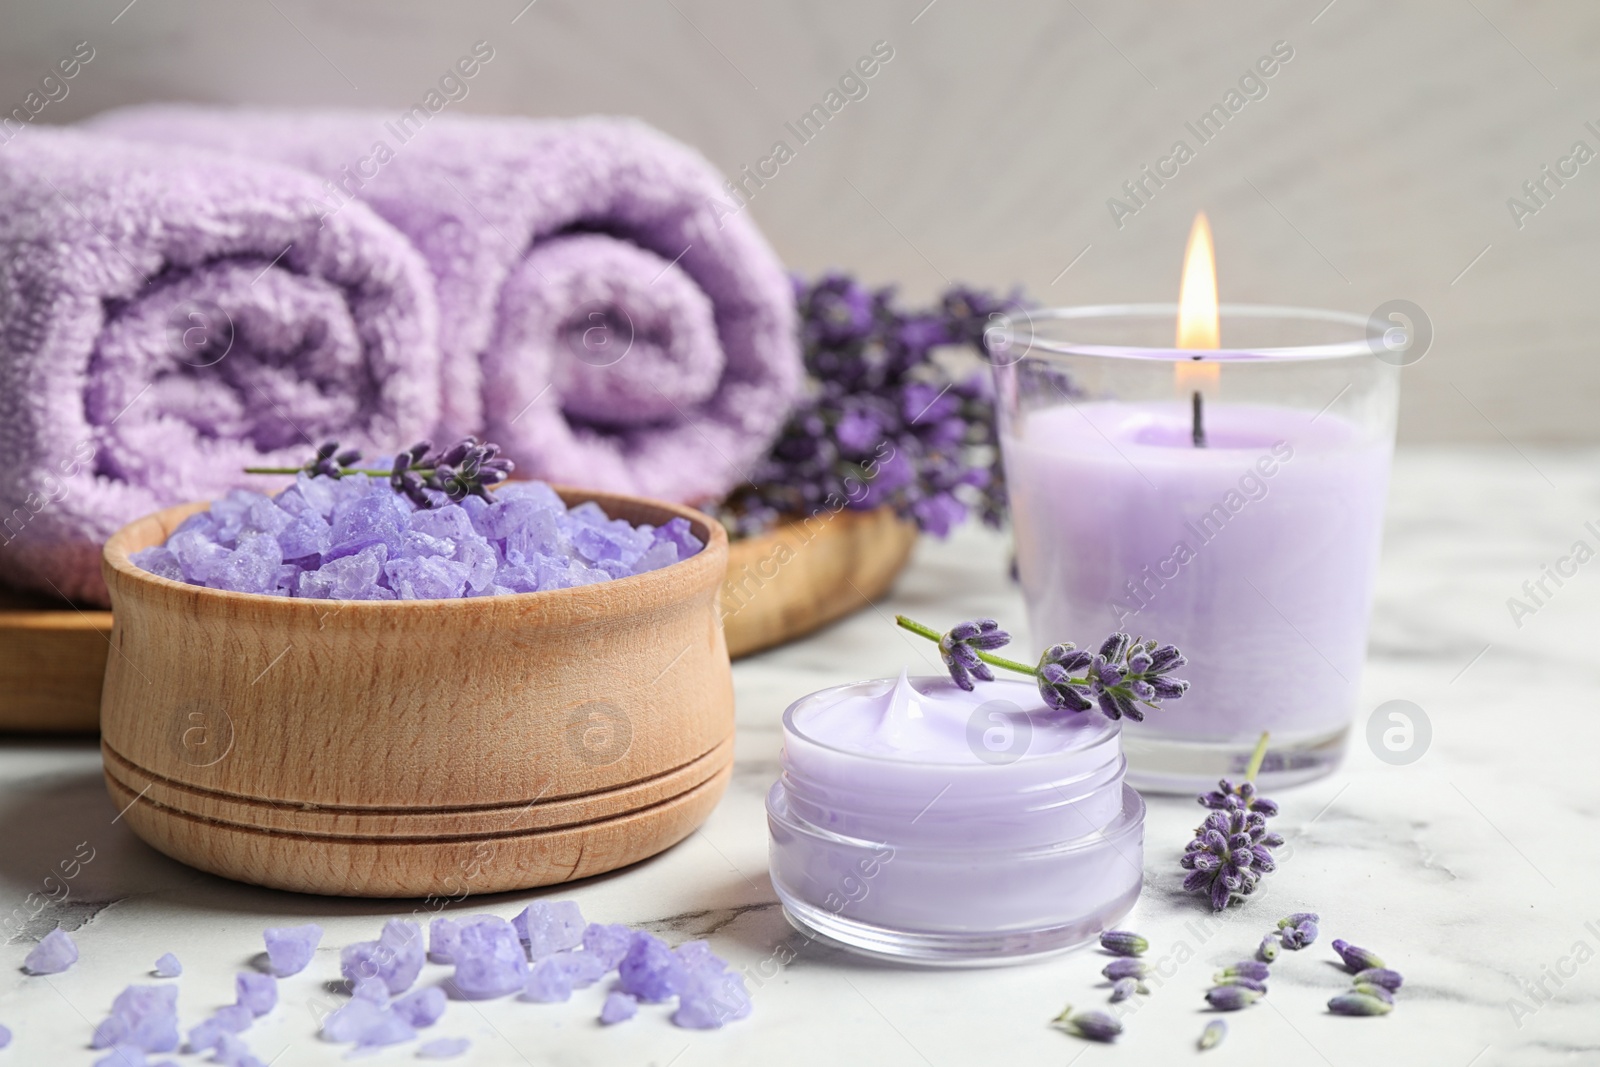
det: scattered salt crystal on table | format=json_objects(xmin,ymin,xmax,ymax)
[
  {"xmin": 352, "ymin": 976, "xmax": 389, "ymax": 1004},
  {"xmin": 617, "ymin": 931, "xmax": 678, "ymax": 1002},
  {"xmin": 418, "ymin": 1036, "xmax": 471, "ymax": 1059},
  {"xmin": 234, "ymin": 973, "xmax": 277, "ymax": 1016},
  {"xmin": 521, "ymin": 957, "xmax": 573, "ymax": 1004},
  {"xmin": 131, "ymin": 475, "xmax": 704, "ymax": 599},
  {"xmin": 450, "ymin": 916, "xmax": 527, "ymax": 999},
  {"xmin": 341, "ymin": 919, "xmax": 424, "ymax": 995},
  {"xmin": 212, "ymin": 1031, "xmax": 267, "ymax": 1067},
  {"xmin": 391, "ymin": 986, "xmax": 447, "ymax": 1028},
  {"xmin": 152, "ymin": 953, "xmax": 182, "ymax": 978},
  {"xmin": 582, "ymin": 923, "xmax": 634, "ymax": 969},
  {"xmin": 23, "ymin": 927, "xmax": 78, "ymax": 974},
  {"xmin": 428, "ymin": 917, "xmax": 463, "ymax": 963},
  {"xmin": 599, "ymin": 992, "xmax": 638, "ymax": 1025},
  {"xmin": 262, "ymin": 923, "xmax": 322, "ymax": 976},
  {"xmin": 92, "ymin": 985, "xmax": 179, "ymax": 1053},
  {"xmin": 512, "ymin": 901, "xmax": 586, "ymax": 959},
  {"xmin": 0, "ymin": 1023, "xmax": 10, "ymax": 1048}
]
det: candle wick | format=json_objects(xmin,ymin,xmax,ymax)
[{"xmin": 1191, "ymin": 390, "xmax": 1206, "ymax": 448}]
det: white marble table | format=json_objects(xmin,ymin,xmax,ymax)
[{"xmin": 2, "ymin": 447, "xmax": 1596, "ymax": 1066}]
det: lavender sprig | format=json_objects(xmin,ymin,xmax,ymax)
[
  {"xmin": 1180, "ymin": 733, "xmax": 1284, "ymax": 911},
  {"xmin": 245, "ymin": 437, "xmax": 514, "ymax": 510},
  {"xmin": 895, "ymin": 616, "xmax": 1189, "ymax": 720}
]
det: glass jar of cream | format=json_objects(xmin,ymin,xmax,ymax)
[{"xmin": 767, "ymin": 671, "xmax": 1144, "ymax": 964}]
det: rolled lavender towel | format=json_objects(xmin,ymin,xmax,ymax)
[
  {"xmin": 89, "ymin": 107, "xmax": 802, "ymax": 504},
  {"xmin": 0, "ymin": 128, "xmax": 439, "ymax": 605}
]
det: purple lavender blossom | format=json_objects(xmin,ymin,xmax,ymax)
[
  {"xmin": 938, "ymin": 618, "xmax": 1010, "ymax": 690},
  {"xmin": 1051, "ymin": 1007, "xmax": 1122, "ymax": 1042},
  {"xmin": 1199, "ymin": 1019, "xmax": 1227, "ymax": 1050},
  {"xmin": 1180, "ymin": 808, "xmax": 1285, "ymax": 911},
  {"xmin": 1102, "ymin": 959, "xmax": 1148, "ymax": 981},
  {"xmin": 1201, "ymin": 778, "xmax": 1280, "ymax": 817},
  {"xmin": 1205, "ymin": 986, "xmax": 1262, "ymax": 1011},
  {"xmin": 1331, "ymin": 939, "xmax": 1386, "ymax": 973},
  {"xmin": 1099, "ymin": 930, "xmax": 1149, "ymax": 957},
  {"xmin": 1327, "ymin": 992, "xmax": 1392, "ymax": 1016},
  {"xmin": 1281, "ymin": 919, "xmax": 1319, "ymax": 949},
  {"xmin": 720, "ymin": 275, "xmax": 1025, "ymax": 538},
  {"xmin": 1353, "ymin": 967, "xmax": 1403, "ymax": 991}
]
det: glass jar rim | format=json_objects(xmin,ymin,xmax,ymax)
[{"xmin": 996, "ymin": 303, "xmax": 1381, "ymax": 363}]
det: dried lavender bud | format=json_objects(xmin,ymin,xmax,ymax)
[
  {"xmin": 1212, "ymin": 976, "xmax": 1267, "ymax": 994},
  {"xmin": 1205, "ymin": 985, "xmax": 1262, "ymax": 1011},
  {"xmin": 1099, "ymin": 930, "xmax": 1149, "ymax": 957},
  {"xmin": 937, "ymin": 619, "xmax": 1009, "ymax": 690},
  {"xmin": 1201, "ymin": 779, "xmax": 1280, "ymax": 817},
  {"xmin": 1050, "ymin": 1008, "xmax": 1122, "ymax": 1042},
  {"xmin": 1277, "ymin": 912, "xmax": 1319, "ymax": 929},
  {"xmin": 1281, "ymin": 919, "xmax": 1319, "ymax": 950},
  {"xmin": 1351, "ymin": 982, "xmax": 1395, "ymax": 1004},
  {"xmin": 1198, "ymin": 1019, "xmax": 1227, "ymax": 1050},
  {"xmin": 1327, "ymin": 992, "xmax": 1392, "ymax": 1016},
  {"xmin": 1216, "ymin": 960, "xmax": 1270, "ymax": 982},
  {"xmin": 1109, "ymin": 977, "xmax": 1140, "ymax": 1002},
  {"xmin": 1102, "ymin": 958, "xmax": 1148, "ymax": 981},
  {"xmin": 1257, "ymin": 934, "xmax": 1281, "ymax": 962},
  {"xmin": 1352, "ymin": 968, "xmax": 1403, "ymax": 992},
  {"xmin": 1331, "ymin": 940, "xmax": 1385, "ymax": 973}
]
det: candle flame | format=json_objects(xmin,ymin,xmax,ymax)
[{"xmin": 1175, "ymin": 211, "xmax": 1220, "ymax": 392}]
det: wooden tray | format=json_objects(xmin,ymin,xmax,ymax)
[
  {"xmin": 0, "ymin": 505, "xmax": 917, "ymax": 731},
  {"xmin": 721, "ymin": 505, "xmax": 919, "ymax": 659}
]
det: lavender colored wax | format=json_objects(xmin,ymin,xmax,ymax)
[
  {"xmin": 1004, "ymin": 400, "xmax": 1392, "ymax": 788},
  {"xmin": 766, "ymin": 672, "xmax": 1143, "ymax": 964}
]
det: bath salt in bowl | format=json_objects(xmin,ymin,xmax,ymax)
[{"xmin": 98, "ymin": 486, "xmax": 732, "ymax": 897}]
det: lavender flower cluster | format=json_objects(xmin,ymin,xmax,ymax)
[
  {"xmin": 720, "ymin": 275, "xmax": 1024, "ymax": 538},
  {"xmin": 17, "ymin": 902, "xmax": 749, "ymax": 1063},
  {"xmin": 1180, "ymin": 777, "xmax": 1286, "ymax": 912}
]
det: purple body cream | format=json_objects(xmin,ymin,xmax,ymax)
[{"xmin": 766, "ymin": 671, "xmax": 1143, "ymax": 964}]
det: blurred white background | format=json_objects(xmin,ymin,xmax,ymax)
[{"xmin": 6, "ymin": 0, "xmax": 1598, "ymax": 442}]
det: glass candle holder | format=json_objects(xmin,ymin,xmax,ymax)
[
  {"xmin": 766, "ymin": 673, "xmax": 1143, "ymax": 965},
  {"xmin": 991, "ymin": 304, "xmax": 1400, "ymax": 793}
]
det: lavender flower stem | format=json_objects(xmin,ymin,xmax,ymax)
[
  {"xmin": 1244, "ymin": 731, "xmax": 1271, "ymax": 783},
  {"xmin": 895, "ymin": 615, "xmax": 1039, "ymax": 678}
]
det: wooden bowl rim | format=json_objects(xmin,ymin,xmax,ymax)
[{"xmin": 101, "ymin": 484, "xmax": 728, "ymax": 617}]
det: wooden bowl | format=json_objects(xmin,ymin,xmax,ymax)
[
  {"xmin": 722, "ymin": 506, "xmax": 918, "ymax": 659},
  {"xmin": 98, "ymin": 489, "xmax": 732, "ymax": 898}
]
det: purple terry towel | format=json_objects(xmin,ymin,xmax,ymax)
[
  {"xmin": 0, "ymin": 128, "xmax": 440, "ymax": 605},
  {"xmin": 89, "ymin": 107, "xmax": 802, "ymax": 505}
]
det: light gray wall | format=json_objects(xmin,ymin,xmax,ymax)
[{"xmin": 5, "ymin": 0, "xmax": 1597, "ymax": 442}]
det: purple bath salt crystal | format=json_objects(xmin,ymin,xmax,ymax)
[
  {"xmin": 512, "ymin": 901, "xmax": 586, "ymax": 959},
  {"xmin": 320, "ymin": 998, "xmax": 415, "ymax": 1047},
  {"xmin": 671, "ymin": 963, "xmax": 752, "ymax": 1030},
  {"xmin": 599, "ymin": 992, "xmax": 638, "ymax": 1025},
  {"xmin": 391, "ymin": 986, "xmax": 447, "ymax": 1028},
  {"xmin": 277, "ymin": 509, "xmax": 331, "ymax": 561},
  {"xmin": 326, "ymin": 491, "xmax": 407, "ymax": 562},
  {"xmin": 0, "ymin": 1023, "xmax": 10, "ymax": 1048},
  {"xmin": 208, "ymin": 534, "xmax": 283, "ymax": 594},
  {"xmin": 617, "ymin": 931, "xmax": 678, "ymax": 1003},
  {"xmin": 24, "ymin": 927, "xmax": 78, "ymax": 974},
  {"xmin": 212, "ymin": 1005, "xmax": 253, "ymax": 1033},
  {"xmin": 553, "ymin": 951, "xmax": 610, "ymax": 989},
  {"xmin": 93, "ymin": 985, "xmax": 179, "ymax": 1052},
  {"xmin": 235, "ymin": 973, "xmax": 277, "ymax": 1017},
  {"xmin": 351, "ymin": 976, "xmax": 389, "ymax": 1004},
  {"xmin": 384, "ymin": 555, "xmax": 470, "ymax": 599},
  {"xmin": 341, "ymin": 919, "xmax": 425, "ymax": 995},
  {"xmin": 521, "ymin": 956, "xmax": 573, "ymax": 1003},
  {"xmin": 428, "ymin": 917, "xmax": 462, "ymax": 963},
  {"xmin": 263, "ymin": 923, "xmax": 322, "ymax": 977},
  {"xmin": 130, "ymin": 546, "xmax": 184, "ymax": 581},
  {"xmin": 655, "ymin": 517, "xmax": 704, "ymax": 558},
  {"xmin": 581, "ymin": 923, "xmax": 634, "ymax": 968},
  {"xmin": 450, "ymin": 916, "xmax": 527, "ymax": 999},
  {"xmin": 418, "ymin": 1036, "xmax": 472, "ymax": 1059},
  {"xmin": 211, "ymin": 1032, "xmax": 267, "ymax": 1067},
  {"xmin": 94, "ymin": 1048, "xmax": 147, "ymax": 1067},
  {"xmin": 153, "ymin": 953, "xmax": 181, "ymax": 978}
]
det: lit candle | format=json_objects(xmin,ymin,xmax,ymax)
[
  {"xmin": 994, "ymin": 217, "xmax": 1399, "ymax": 791},
  {"xmin": 766, "ymin": 671, "xmax": 1143, "ymax": 964}
]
